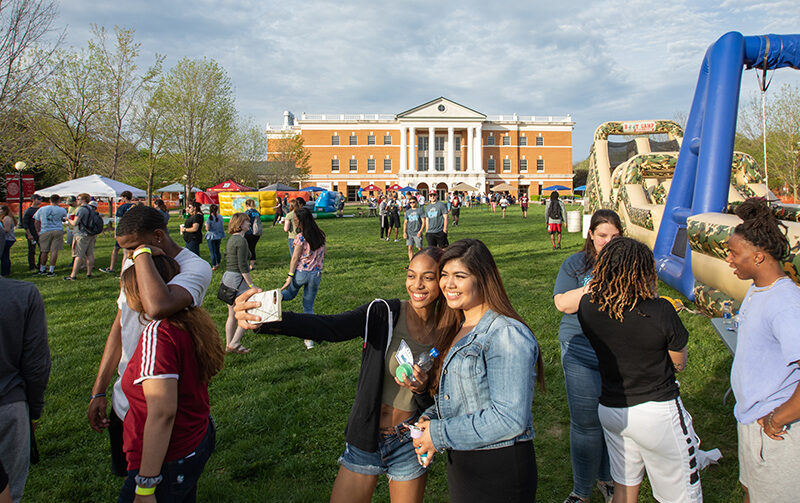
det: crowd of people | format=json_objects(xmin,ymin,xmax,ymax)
[{"xmin": 1, "ymin": 195, "xmax": 798, "ymax": 503}]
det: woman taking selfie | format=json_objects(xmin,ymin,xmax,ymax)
[
  {"xmin": 553, "ymin": 209, "xmax": 621, "ymax": 503},
  {"xmin": 234, "ymin": 247, "xmax": 445, "ymax": 503},
  {"xmin": 117, "ymin": 254, "xmax": 224, "ymax": 502},
  {"xmin": 413, "ymin": 238, "xmax": 543, "ymax": 502}
]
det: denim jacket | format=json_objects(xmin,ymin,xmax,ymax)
[{"xmin": 423, "ymin": 309, "xmax": 538, "ymax": 451}]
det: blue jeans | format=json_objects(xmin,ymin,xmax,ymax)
[
  {"xmin": 561, "ymin": 335, "xmax": 611, "ymax": 498},
  {"xmin": 184, "ymin": 239, "xmax": 200, "ymax": 256},
  {"xmin": 207, "ymin": 239, "xmax": 222, "ymax": 267},
  {"xmin": 281, "ymin": 270, "xmax": 321, "ymax": 314},
  {"xmin": 288, "ymin": 238, "xmax": 294, "ymax": 258},
  {"xmin": 1, "ymin": 239, "xmax": 13, "ymax": 276},
  {"xmin": 118, "ymin": 419, "xmax": 215, "ymax": 503}
]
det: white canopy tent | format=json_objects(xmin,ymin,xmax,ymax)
[
  {"xmin": 155, "ymin": 182, "xmax": 202, "ymax": 193},
  {"xmin": 36, "ymin": 174, "xmax": 146, "ymax": 198}
]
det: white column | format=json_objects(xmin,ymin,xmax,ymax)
[
  {"xmin": 428, "ymin": 127, "xmax": 435, "ymax": 172},
  {"xmin": 408, "ymin": 126, "xmax": 416, "ymax": 171},
  {"xmin": 474, "ymin": 124, "xmax": 483, "ymax": 172},
  {"xmin": 467, "ymin": 127, "xmax": 474, "ymax": 172},
  {"xmin": 447, "ymin": 127, "xmax": 455, "ymax": 172},
  {"xmin": 400, "ymin": 127, "xmax": 407, "ymax": 173}
]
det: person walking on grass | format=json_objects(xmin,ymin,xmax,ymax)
[
  {"xmin": 726, "ymin": 198, "xmax": 800, "ymax": 503},
  {"xmin": 577, "ymin": 237, "xmax": 702, "ymax": 503},
  {"xmin": 281, "ymin": 207, "xmax": 325, "ymax": 350},
  {"xmin": 284, "ymin": 198, "xmax": 304, "ymax": 257},
  {"xmin": 519, "ymin": 193, "xmax": 529, "ymax": 218},
  {"xmin": 87, "ymin": 205, "xmax": 211, "ymax": 478},
  {"xmin": 33, "ymin": 194, "xmax": 67, "ymax": 277},
  {"xmin": 499, "ymin": 193, "xmax": 509, "ymax": 219},
  {"xmin": 180, "ymin": 202, "xmax": 204, "ymax": 256},
  {"xmin": 220, "ymin": 213, "xmax": 256, "ymax": 354},
  {"xmin": 0, "ymin": 276, "xmax": 50, "ymax": 503},
  {"xmin": 244, "ymin": 199, "xmax": 261, "ymax": 270},
  {"xmin": 553, "ymin": 209, "xmax": 621, "ymax": 503},
  {"xmin": 100, "ymin": 191, "xmax": 135, "ymax": 276},
  {"xmin": 65, "ymin": 196, "xmax": 78, "ymax": 259},
  {"xmin": 117, "ymin": 254, "xmax": 223, "ymax": 503},
  {"xmin": 205, "ymin": 204, "xmax": 225, "ymax": 271},
  {"xmin": 379, "ymin": 196, "xmax": 389, "ymax": 240},
  {"xmin": 546, "ymin": 191, "xmax": 566, "ymax": 249},
  {"xmin": 403, "ymin": 197, "xmax": 425, "ymax": 261},
  {"xmin": 422, "ymin": 192, "xmax": 448, "ymax": 248},
  {"xmin": 388, "ymin": 194, "xmax": 401, "ymax": 242},
  {"xmin": 0, "ymin": 206, "xmax": 16, "ymax": 277},
  {"xmin": 64, "ymin": 193, "xmax": 100, "ymax": 281},
  {"xmin": 450, "ymin": 192, "xmax": 461, "ymax": 227},
  {"xmin": 234, "ymin": 247, "xmax": 445, "ymax": 503},
  {"xmin": 21, "ymin": 194, "xmax": 42, "ymax": 272}
]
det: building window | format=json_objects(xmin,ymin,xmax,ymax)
[
  {"xmin": 331, "ymin": 159, "xmax": 339, "ymax": 172},
  {"xmin": 367, "ymin": 159, "xmax": 375, "ymax": 172},
  {"xmin": 331, "ymin": 135, "xmax": 339, "ymax": 145},
  {"xmin": 384, "ymin": 159, "xmax": 392, "ymax": 172},
  {"xmin": 503, "ymin": 159, "xmax": 511, "ymax": 172},
  {"xmin": 350, "ymin": 134, "xmax": 358, "ymax": 145},
  {"xmin": 487, "ymin": 135, "xmax": 495, "ymax": 146},
  {"xmin": 536, "ymin": 136, "xmax": 543, "ymax": 146},
  {"xmin": 455, "ymin": 157, "xmax": 461, "ymax": 171},
  {"xmin": 502, "ymin": 135, "xmax": 510, "ymax": 146},
  {"xmin": 418, "ymin": 156, "xmax": 429, "ymax": 171},
  {"xmin": 418, "ymin": 136, "xmax": 428, "ymax": 151},
  {"xmin": 455, "ymin": 136, "xmax": 462, "ymax": 149},
  {"xmin": 520, "ymin": 136, "xmax": 527, "ymax": 146},
  {"xmin": 520, "ymin": 159, "xmax": 528, "ymax": 172},
  {"xmin": 368, "ymin": 135, "xmax": 375, "ymax": 145},
  {"xmin": 347, "ymin": 186, "xmax": 358, "ymax": 201},
  {"xmin": 435, "ymin": 157, "xmax": 444, "ymax": 171},
  {"xmin": 487, "ymin": 159, "xmax": 495, "ymax": 172},
  {"xmin": 537, "ymin": 159, "xmax": 544, "ymax": 172},
  {"xmin": 435, "ymin": 137, "xmax": 445, "ymax": 151},
  {"xmin": 350, "ymin": 159, "xmax": 358, "ymax": 172},
  {"xmin": 384, "ymin": 135, "xmax": 392, "ymax": 145}
]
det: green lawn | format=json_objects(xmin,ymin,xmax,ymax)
[{"xmin": 7, "ymin": 204, "xmax": 742, "ymax": 502}]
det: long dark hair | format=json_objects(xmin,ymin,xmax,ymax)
[
  {"xmin": 295, "ymin": 207, "xmax": 325, "ymax": 251},
  {"xmin": 429, "ymin": 239, "xmax": 545, "ymax": 394},
  {"xmin": 733, "ymin": 197, "xmax": 790, "ymax": 261},
  {"xmin": 580, "ymin": 209, "xmax": 623, "ymax": 273},
  {"xmin": 121, "ymin": 255, "xmax": 225, "ymax": 382},
  {"xmin": 209, "ymin": 204, "xmax": 220, "ymax": 221},
  {"xmin": 588, "ymin": 237, "xmax": 658, "ymax": 322}
]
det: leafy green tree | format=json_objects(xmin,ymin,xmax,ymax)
[
  {"xmin": 125, "ymin": 81, "xmax": 173, "ymax": 202},
  {"xmin": 263, "ymin": 133, "xmax": 311, "ymax": 186}
]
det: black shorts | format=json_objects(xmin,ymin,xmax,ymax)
[
  {"xmin": 451, "ymin": 208, "xmax": 460, "ymax": 217},
  {"xmin": 390, "ymin": 213, "xmax": 401, "ymax": 228},
  {"xmin": 426, "ymin": 232, "xmax": 449, "ymax": 248}
]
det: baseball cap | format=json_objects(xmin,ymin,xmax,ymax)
[
  {"xmin": 31, "ymin": 194, "xmax": 42, "ymax": 201},
  {"xmin": 88, "ymin": 200, "xmax": 98, "ymax": 208}
]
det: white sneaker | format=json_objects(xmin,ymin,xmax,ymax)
[{"xmin": 304, "ymin": 339, "xmax": 315, "ymax": 349}]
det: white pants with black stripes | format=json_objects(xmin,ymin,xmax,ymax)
[{"xmin": 599, "ymin": 397, "xmax": 703, "ymax": 502}]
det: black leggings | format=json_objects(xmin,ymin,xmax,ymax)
[
  {"xmin": 446, "ymin": 441, "xmax": 537, "ymax": 502},
  {"xmin": 244, "ymin": 233, "xmax": 260, "ymax": 260}
]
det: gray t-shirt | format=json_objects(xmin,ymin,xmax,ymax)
[
  {"xmin": 554, "ymin": 251, "xmax": 592, "ymax": 343},
  {"xmin": 404, "ymin": 207, "xmax": 425, "ymax": 235},
  {"xmin": 424, "ymin": 201, "xmax": 448, "ymax": 233},
  {"xmin": 73, "ymin": 205, "xmax": 91, "ymax": 237}
]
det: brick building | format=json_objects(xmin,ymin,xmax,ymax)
[{"xmin": 266, "ymin": 97, "xmax": 575, "ymax": 200}]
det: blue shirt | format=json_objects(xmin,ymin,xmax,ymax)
[
  {"xmin": 404, "ymin": 207, "xmax": 425, "ymax": 235},
  {"xmin": 554, "ymin": 252, "xmax": 592, "ymax": 343},
  {"xmin": 33, "ymin": 205, "xmax": 67, "ymax": 233},
  {"xmin": 731, "ymin": 277, "xmax": 800, "ymax": 424},
  {"xmin": 205, "ymin": 215, "xmax": 225, "ymax": 240}
]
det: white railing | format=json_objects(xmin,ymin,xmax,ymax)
[
  {"xmin": 301, "ymin": 113, "xmax": 395, "ymax": 121},
  {"xmin": 486, "ymin": 115, "xmax": 572, "ymax": 123}
]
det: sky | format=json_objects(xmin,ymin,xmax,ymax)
[{"xmin": 59, "ymin": 0, "xmax": 800, "ymax": 161}]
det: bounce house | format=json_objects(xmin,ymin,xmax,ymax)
[
  {"xmin": 587, "ymin": 32, "xmax": 800, "ymax": 315},
  {"xmin": 217, "ymin": 190, "xmax": 339, "ymax": 220}
]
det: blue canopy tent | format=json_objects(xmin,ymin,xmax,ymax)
[
  {"xmin": 543, "ymin": 184, "xmax": 570, "ymax": 191},
  {"xmin": 302, "ymin": 186, "xmax": 328, "ymax": 192},
  {"xmin": 398, "ymin": 186, "xmax": 418, "ymax": 193},
  {"xmin": 573, "ymin": 185, "xmax": 586, "ymax": 192}
]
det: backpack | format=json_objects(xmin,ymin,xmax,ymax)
[
  {"xmin": 548, "ymin": 200, "xmax": 562, "ymax": 220},
  {"xmin": 83, "ymin": 206, "xmax": 104, "ymax": 236},
  {"xmin": 250, "ymin": 211, "xmax": 263, "ymax": 236}
]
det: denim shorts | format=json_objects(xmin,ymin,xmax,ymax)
[{"xmin": 338, "ymin": 430, "xmax": 427, "ymax": 481}]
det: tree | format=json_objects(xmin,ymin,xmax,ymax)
[
  {"xmin": 90, "ymin": 25, "xmax": 163, "ymax": 180},
  {"xmin": 263, "ymin": 133, "xmax": 311, "ymax": 185},
  {"xmin": 572, "ymin": 157, "xmax": 589, "ymax": 187},
  {"xmin": 160, "ymin": 58, "xmax": 236, "ymax": 203},
  {"xmin": 126, "ymin": 81, "xmax": 172, "ymax": 202},
  {"xmin": 31, "ymin": 49, "xmax": 104, "ymax": 180}
]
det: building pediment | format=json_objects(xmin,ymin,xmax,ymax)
[{"xmin": 397, "ymin": 97, "xmax": 486, "ymax": 121}]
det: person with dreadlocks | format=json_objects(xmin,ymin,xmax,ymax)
[
  {"xmin": 577, "ymin": 237, "xmax": 701, "ymax": 503},
  {"xmin": 553, "ymin": 209, "xmax": 621, "ymax": 503},
  {"xmin": 726, "ymin": 197, "xmax": 800, "ymax": 503}
]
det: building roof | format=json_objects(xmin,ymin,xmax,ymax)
[{"xmin": 396, "ymin": 97, "xmax": 486, "ymax": 120}]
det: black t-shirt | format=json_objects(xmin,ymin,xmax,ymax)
[
  {"xmin": 183, "ymin": 214, "xmax": 204, "ymax": 243},
  {"xmin": 0, "ymin": 457, "xmax": 7, "ymax": 493},
  {"xmin": 22, "ymin": 206, "xmax": 39, "ymax": 238},
  {"xmin": 577, "ymin": 296, "xmax": 688, "ymax": 408}
]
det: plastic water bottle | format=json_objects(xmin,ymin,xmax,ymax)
[
  {"xmin": 722, "ymin": 301, "xmax": 733, "ymax": 329},
  {"xmin": 416, "ymin": 348, "xmax": 439, "ymax": 372},
  {"xmin": 408, "ymin": 424, "xmax": 427, "ymax": 464}
]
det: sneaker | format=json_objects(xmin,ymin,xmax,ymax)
[
  {"xmin": 563, "ymin": 494, "xmax": 587, "ymax": 503},
  {"xmin": 63, "ymin": 276, "xmax": 76, "ymax": 281},
  {"xmin": 46, "ymin": 271, "xmax": 55, "ymax": 277},
  {"xmin": 37, "ymin": 270, "xmax": 47, "ymax": 275},
  {"xmin": 597, "ymin": 481, "xmax": 614, "ymax": 503},
  {"xmin": 99, "ymin": 267, "xmax": 114, "ymax": 274},
  {"xmin": 394, "ymin": 239, "xmax": 399, "ymax": 242},
  {"xmin": 304, "ymin": 339, "xmax": 315, "ymax": 350}
]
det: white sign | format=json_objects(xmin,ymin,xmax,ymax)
[{"xmin": 621, "ymin": 121, "xmax": 657, "ymax": 134}]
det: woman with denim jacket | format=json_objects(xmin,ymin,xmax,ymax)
[
  {"xmin": 234, "ymin": 247, "xmax": 444, "ymax": 503},
  {"xmin": 413, "ymin": 239, "xmax": 544, "ymax": 502}
]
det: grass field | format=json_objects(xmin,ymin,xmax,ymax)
[{"xmin": 6, "ymin": 204, "xmax": 743, "ymax": 502}]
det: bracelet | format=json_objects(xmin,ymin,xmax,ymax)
[
  {"xmin": 287, "ymin": 272, "xmax": 294, "ymax": 277},
  {"xmin": 135, "ymin": 486, "xmax": 156, "ymax": 496},
  {"xmin": 768, "ymin": 411, "xmax": 788, "ymax": 432},
  {"xmin": 90, "ymin": 392, "xmax": 106, "ymax": 401},
  {"xmin": 248, "ymin": 283, "xmax": 254, "ymax": 289},
  {"xmin": 132, "ymin": 247, "xmax": 152, "ymax": 260}
]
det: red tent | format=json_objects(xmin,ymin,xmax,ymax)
[
  {"xmin": 206, "ymin": 179, "xmax": 254, "ymax": 192},
  {"xmin": 363, "ymin": 184, "xmax": 382, "ymax": 192},
  {"xmin": 387, "ymin": 183, "xmax": 403, "ymax": 191}
]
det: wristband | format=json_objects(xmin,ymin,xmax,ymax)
[
  {"xmin": 135, "ymin": 486, "xmax": 156, "ymax": 496},
  {"xmin": 248, "ymin": 283, "xmax": 254, "ymax": 289},
  {"xmin": 132, "ymin": 247, "xmax": 152, "ymax": 260},
  {"xmin": 90, "ymin": 392, "xmax": 106, "ymax": 401},
  {"xmin": 287, "ymin": 272, "xmax": 294, "ymax": 277}
]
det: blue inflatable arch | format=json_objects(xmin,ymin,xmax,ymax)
[{"xmin": 653, "ymin": 32, "xmax": 800, "ymax": 298}]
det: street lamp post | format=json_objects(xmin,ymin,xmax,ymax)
[{"xmin": 14, "ymin": 161, "xmax": 26, "ymax": 226}]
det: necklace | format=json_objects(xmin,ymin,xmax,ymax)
[{"xmin": 752, "ymin": 275, "xmax": 786, "ymax": 292}]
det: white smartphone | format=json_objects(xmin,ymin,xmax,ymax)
[{"xmin": 246, "ymin": 289, "xmax": 282, "ymax": 324}]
